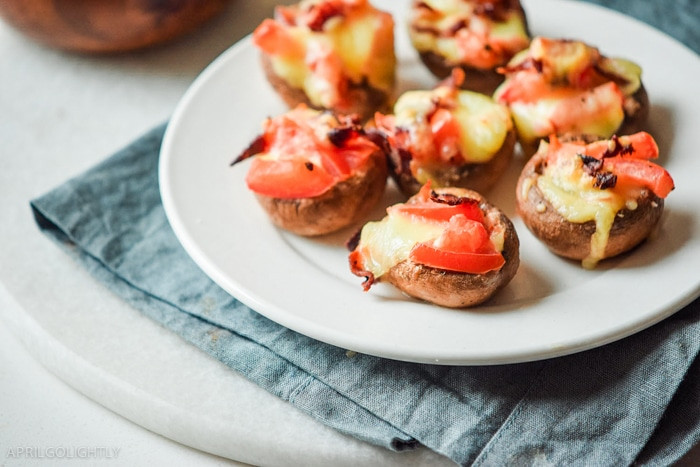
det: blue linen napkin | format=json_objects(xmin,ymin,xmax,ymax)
[
  {"xmin": 30, "ymin": 2, "xmax": 700, "ymax": 466},
  {"xmin": 31, "ymin": 123, "xmax": 700, "ymax": 467}
]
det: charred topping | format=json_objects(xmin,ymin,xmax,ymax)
[
  {"xmin": 231, "ymin": 134, "xmax": 266, "ymax": 166},
  {"xmin": 578, "ymin": 153, "xmax": 603, "ymax": 176},
  {"xmin": 328, "ymin": 114, "xmax": 364, "ymax": 147},
  {"xmin": 576, "ymin": 135, "xmax": 634, "ymax": 190},
  {"xmin": 371, "ymin": 126, "xmax": 413, "ymax": 177},
  {"xmin": 429, "ymin": 190, "xmax": 480, "ymax": 207},
  {"xmin": 594, "ymin": 172, "xmax": 617, "ymax": 190},
  {"xmin": 576, "ymin": 151, "xmax": 618, "ymax": 190},
  {"xmin": 328, "ymin": 127, "xmax": 356, "ymax": 146},
  {"xmin": 601, "ymin": 134, "xmax": 634, "ymax": 159},
  {"xmin": 393, "ymin": 145, "xmax": 414, "ymax": 177},
  {"xmin": 365, "ymin": 129, "xmax": 392, "ymax": 156}
]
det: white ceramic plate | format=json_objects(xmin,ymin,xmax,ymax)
[{"xmin": 160, "ymin": 0, "xmax": 700, "ymax": 365}]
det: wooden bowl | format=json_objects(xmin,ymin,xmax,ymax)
[{"xmin": 0, "ymin": 0, "xmax": 229, "ymax": 53}]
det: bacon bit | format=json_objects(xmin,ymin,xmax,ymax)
[
  {"xmin": 578, "ymin": 153, "xmax": 603, "ymax": 176},
  {"xmin": 395, "ymin": 146, "xmax": 414, "ymax": 176},
  {"xmin": 348, "ymin": 249, "xmax": 376, "ymax": 291},
  {"xmin": 578, "ymin": 147, "xmax": 618, "ymax": 189},
  {"xmin": 594, "ymin": 172, "xmax": 617, "ymax": 190},
  {"xmin": 377, "ymin": 126, "xmax": 413, "ymax": 177},
  {"xmin": 601, "ymin": 134, "xmax": 634, "ymax": 159},
  {"xmin": 231, "ymin": 134, "xmax": 266, "ymax": 166},
  {"xmin": 429, "ymin": 190, "xmax": 480, "ymax": 207},
  {"xmin": 364, "ymin": 129, "xmax": 392, "ymax": 155},
  {"xmin": 328, "ymin": 127, "xmax": 355, "ymax": 146},
  {"xmin": 328, "ymin": 115, "xmax": 364, "ymax": 147}
]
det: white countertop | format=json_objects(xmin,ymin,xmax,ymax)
[{"xmin": 1, "ymin": 2, "xmax": 697, "ymax": 466}]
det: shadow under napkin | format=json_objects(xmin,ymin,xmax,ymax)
[{"xmin": 30, "ymin": 124, "xmax": 700, "ymax": 466}]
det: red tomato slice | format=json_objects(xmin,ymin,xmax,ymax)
[
  {"xmin": 253, "ymin": 19, "xmax": 302, "ymax": 57},
  {"xmin": 496, "ymin": 70, "xmax": 551, "ymax": 104},
  {"xmin": 430, "ymin": 108, "xmax": 462, "ymax": 162},
  {"xmin": 433, "ymin": 216, "xmax": 492, "ymax": 253},
  {"xmin": 583, "ymin": 132, "xmax": 659, "ymax": 160},
  {"xmin": 395, "ymin": 182, "xmax": 485, "ymax": 223},
  {"xmin": 410, "ymin": 244, "xmax": 505, "ymax": 274},
  {"xmin": 602, "ymin": 157, "xmax": 675, "ymax": 198},
  {"xmin": 393, "ymin": 202, "xmax": 484, "ymax": 224},
  {"xmin": 264, "ymin": 113, "xmax": 352, "ymax": 177},
  {"xmin": 548, "ymin": 81, "xmax": 624, "ymax": 132},
  {"xmin": 246, "ymin": 158, "xmax": 335, "ymax": 198},
  {"xmin": 332, "ymin": 135, "xmax": 377, "ymax": 170}
]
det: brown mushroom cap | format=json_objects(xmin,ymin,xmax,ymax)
[
  {"xmin": 255, "ymin": 149, "xmax": 388, "ymax": 236},
  {"xmin": 515, "ymin": 148, "xmax": 664, "ymax": 262},
  {"xmin": 381, "ymin": 188, "xmax": 520, "ymax": 308}
]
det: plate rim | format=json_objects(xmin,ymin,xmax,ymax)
[{"xmin": 160, "ymin": 0, "xmax": 700, "ymax": 365}]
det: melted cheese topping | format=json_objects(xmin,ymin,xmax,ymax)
[
  {"xmin": 508, "ymin": 94, "xmax": 624, "ymax": 145},
  {"xmin": 393, "ymin": 88, "xmax": 512, "ymax": 164},
  {"xmin": 533, "ymin": 147, "xmax": 637, "ymax": 268},
  {"xmin": 494, "ymin": 38, "xmax": 642, "ymax": 145},
  {"xmin": 357, "ymin": 213, "xmax": 444, "ymax": 279},
  {"xmin": 598, "ymin": 57, "xmax": 642, "ymax": 96},
  {"xmin": 409, "ymin": 0, "xmax": 529, "ymax": 67},
  {"xmin": 356, "ymin": 208, "xmax": 504, "ymax": 279},
  {"xmin": 268, "ymin": 7, "xmax": 395, "ymax": 108}
]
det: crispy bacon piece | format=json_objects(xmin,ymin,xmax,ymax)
[
  {"xmin": 328, "ymin": 114, "xmax": 364, "ymax": 146},
  {"xmin": 429, "ymin": 190, "xmax": 481, "ymax": 207},
  {"xmin": 577, "ymin": 147, "xmax": 620, "ymax": 190},
  {"xmin": 231, "ymin": 134, "xmax": 266, "ymax": 166},
  {"xmin": 594, "ymin": 172, "xmax": 617, "ymax": 190},
  {"xmin": 600, "ymin": 134, "xmax": 634, "ymax": 159},
  {"xmin": 578, "ymin": 153, "xmax": 603, "ymax": 176},
  {"xmin": 348, "ymin": 249, "xmax": 376, "ymax": 291}
]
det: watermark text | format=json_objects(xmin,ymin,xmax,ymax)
[{"xmin": 6, "ymin": 446, "xmax": 120, "ymax": 460}]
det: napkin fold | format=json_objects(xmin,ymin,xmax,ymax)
[{"xmin": 31, "ymin": 124, "xmax": 700, "ymax": 466}]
